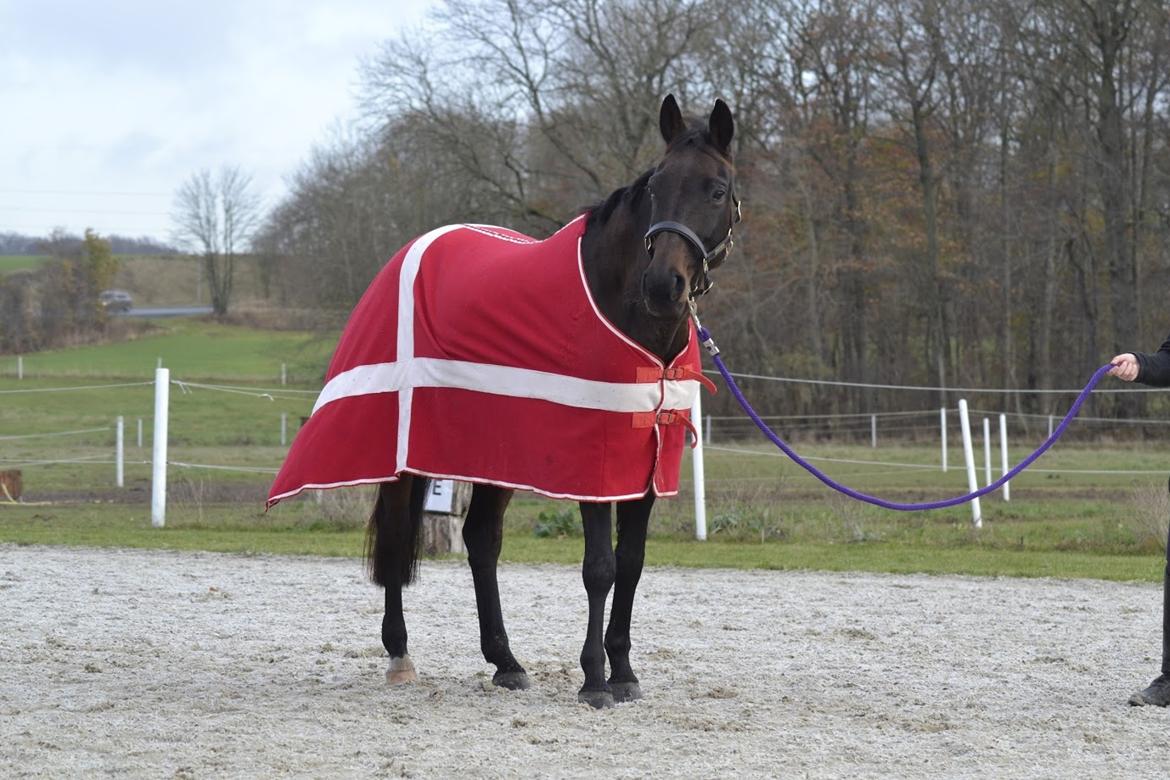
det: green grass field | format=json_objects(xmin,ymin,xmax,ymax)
[
  {"xmin": 2, "ymin": 318, "xmax": 1168, "ymax": 581},
  {"xmin": 0, "ymin": 254, "xmax": 49, "ymax": 275},
  {"xmin": 0, "ymin": 499, "xmax": 1163, "ymax": 582},
  {"xmin": 3, "ymin": 318, "xmax": 335, "ymax": 382}
]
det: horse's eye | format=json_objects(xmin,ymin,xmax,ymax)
[{"xmin": 712, "ymin": 189, "xmax": 726, "ymax": 202}]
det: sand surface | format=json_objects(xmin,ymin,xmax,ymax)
[{"xmin": 2, "ymin": 545, "xmax": 1168, "ymax": 778}]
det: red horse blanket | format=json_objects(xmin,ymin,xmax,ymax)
[{"xmin": 267, "ymin": 215, "xmax": 711, "ymax": 507}]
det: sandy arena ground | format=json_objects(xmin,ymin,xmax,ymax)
[{"xmin": 2, "ymin": 544, "xmax": 1168, "ymax": 778}]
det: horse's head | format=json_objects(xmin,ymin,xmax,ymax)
[{"xmin": 641, "ymin": 94, "xmax": 739, "ymax": 319}]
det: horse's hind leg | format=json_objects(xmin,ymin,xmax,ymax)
[
  {"xmin": 605, "ymin": 492, "xmax": 653, "ymax": 702},
  {"xmin": 463, "ymin": 484, "xmax": 530, "ymax": 690},
  {"xmin": 366, "ymin": 477, "xmax": 428, "ymax": 685},
  {"xmin": 578, "ymin": 501, "xmax": 616, "ymax": 708}
]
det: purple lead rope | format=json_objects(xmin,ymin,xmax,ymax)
[{"xmin": 695, "ymin": 324, "xmax": 1113, "ymax": 512}]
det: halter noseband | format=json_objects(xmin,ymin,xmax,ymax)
[{"xmin": 643, "ymin": 194, "xmax": 742, "ymax": 300}]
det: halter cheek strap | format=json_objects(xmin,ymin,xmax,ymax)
[{"xmin": 643, "ymin": 196, "xmax": 741, "ymax": 299}]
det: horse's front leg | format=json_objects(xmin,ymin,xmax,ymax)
[
  {"xmin": 462, "ymin": 484, "xmax": 530, "ymax": 690},
  {"xmin": 578, "ymin": 501, "xmax": 616, "ymax": 708},
  {"xmin": 605, "ymin": 491, "xmax": 653, "ymax": 702}
]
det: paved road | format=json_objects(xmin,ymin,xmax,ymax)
[{"xmin": 115, "ymin": 305, "xmax": 214, "ymax": 318}]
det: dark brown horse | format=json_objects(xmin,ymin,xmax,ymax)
[{"xmin": 366, "ymin": 95, "xmax": 738, "ymax": 708}]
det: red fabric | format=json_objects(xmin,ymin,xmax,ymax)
[{"xmin": 267, "ymin": 216, "xmax": 705, "ymax": 507}]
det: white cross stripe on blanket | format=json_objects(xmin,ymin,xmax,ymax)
[
  {"xmin": 312, "ymin": 359, "xmax": 701, "ymax": 417},
  {"xmin": 306, "ymin": 223, "xmax": 700, "ymax": 476}
]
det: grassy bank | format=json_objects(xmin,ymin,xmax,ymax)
[
  {"xmin": 3, "ymin": 318, "xmax": 334, "ymax": 383},
  {"xmin": 0, "ymin": 255, "xmax": 49, "ymax": 275},
  {"xmin": 2, "ymin": 317, "xmax": 1168, "ymax": 583},
  {"xmin": 0, "ymin": 497, "xmax": 1164, "ymax": 583}
]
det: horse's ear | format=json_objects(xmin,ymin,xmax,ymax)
[
  {"xmin": 709, "ymin": 99, "xmax": 735, "ymax": 155},
  {"xmin": 659, "ymin": 94, "xmax": 686, "ymax": 146}
]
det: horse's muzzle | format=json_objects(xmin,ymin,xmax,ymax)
[{"xmin": 641, "ymin": 269, "xmax": 687, "ymax": 318}]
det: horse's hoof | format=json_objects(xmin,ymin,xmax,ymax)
[
  {"xmin": 578, "ymin": 688, "xmax": 615, "ymax": 709},
  {"xmin": 1129, "ymin": 675, "xmax": 1170, "ymax": 706},
  {"xmin": 493, "ymin": 670, "xmax": 531, "ymax": 691},
  {"xmin": 609, "ymin": 680, "xmax": 642, "ymax": 703},
  {"xmin": 385, "ymin": 655, "xmax": 417, "ymax": 686}
]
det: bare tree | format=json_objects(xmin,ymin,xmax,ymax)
[
  {"xmin": 360, "ymin": 0, "xmax": 718, "ymax": 232},
  {"xmin": 259, "ymin": 0, "xmax": 1170, "ymax": 426},
  {"xmin": 172, "ymin": 166, "xmax": 261, "ymax": 316}
]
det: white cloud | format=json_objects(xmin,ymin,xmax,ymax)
[{"xmin": 0, "ymin": 0, "xmax": 434, "ymax": 240}]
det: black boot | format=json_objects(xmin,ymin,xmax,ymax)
[
  {"xmin": 1130, "ymin": 674, "xmax": 1170, "ymax": 707},
  {"xmin": 1130, "ymin": 479, "xmax": 1170, "ymax": 708}
]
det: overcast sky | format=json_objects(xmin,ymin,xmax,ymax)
[{"xmin": 0, "ymin": 0, "xmax": 434, "ymax": 244}]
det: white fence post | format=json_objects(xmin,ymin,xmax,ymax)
[
  {"xmin": 137, "ymin": 417, "xmax": 143, "ymax": 449},
  {"xmin": 999, "ymin": 413, "xmax": 1010, "ymax": 502},
  {"xmin": 983, "ymin": 417, "xmax": 992, "ymax": 487},
  {"xmin": 115, "ymin": 416, "xmax": 124, "ymax": 488},
  {"xmin": 16, "ymin": 355, "xmax": 23, "ymax": 380},
  {"xmin": 871, "ymin": 414, "xmax": 877, "ymax": 448},
  {"xmin": 705, "ymin": 414, "xmax": 712, "ymax": 446},
  {"xmin": 280, "ymin": 413, "xmax": 288, "ymax": 447},
  {"xmin": 958, "ymin": 399, "xmax": 982, "ymax": 528},
  {"xmin": 691, "ymin": 392, "xmax": 707, "ymax": 541},
  {"xmin": 940, "ymin": 407, "xmax": 948, "ymax": 472},
  {"xmin": 151, "ymin": 368, "xmax": 170, "ymax": 528},
  {"xmin": 281, "ymin": 363, "xmax": 287, "ymax": 386},
  {"xmin": 1048, "ymin": 415, "xmax": 1054, "ymax": 438}
]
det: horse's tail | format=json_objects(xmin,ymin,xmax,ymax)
[{"xmin": 365, "ymin": 478, "xmax": 429, "ymax": 588}]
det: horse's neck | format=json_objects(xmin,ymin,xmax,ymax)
[{"xmin": 581, "ymin": 214, "xmax": 689, "ymax": 362}]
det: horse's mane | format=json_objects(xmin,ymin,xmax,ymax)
[
  {"xmin": 584, "ymin": 168, "xmax": 653, "ymax": 230},
  {"xmin": 584, "ymin": 126, "xmax": 726, "ymax": 230}
]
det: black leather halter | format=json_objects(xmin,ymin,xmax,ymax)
[{"xmin": 643, "ymin": 194, "xmax": 742, "ymax": 299}]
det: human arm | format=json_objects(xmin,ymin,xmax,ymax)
[
  {"xmin": 1107, "ymin": 353, "xmax": 1140, "ymax": 382},
  {"xmin": 1135, "ymin": 334, "xmax": 1170, "ymax": 387},
  {"xmin": 1109, "ymin": 334, "xmax": 1170, "ymax": 387}
]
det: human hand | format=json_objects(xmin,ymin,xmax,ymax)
[{"xmin": 1108, "ymin": 353, "xmax": 1140, "ymax": 382}]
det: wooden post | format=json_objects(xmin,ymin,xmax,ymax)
[
  {"xmin": 0, "ymin": 470, "xmax": 21, "ymax": 501},
  {"xmin": 421, "ymin": 480, "xmax": 471, "ymax": 555}
]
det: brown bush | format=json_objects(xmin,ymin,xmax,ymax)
[{"xmin": 1126, "ymin": 482, "xmax": 1170, "ymax": 554}]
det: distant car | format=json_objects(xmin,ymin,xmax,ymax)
[{"xmin": 98, "ymin": 289, "xmax": 133, "ymax": 313}]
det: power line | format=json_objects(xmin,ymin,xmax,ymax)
[
  {"xmin": 0, "ymin": 426, "xmax": 110, "ymax": 441},
  {"xmin": 0, "ymin": 188, "xmax": 170, "ymax": 197},
  {"xmin": 0, "ymin": 381, "xmax": 153, "ymax": 395},
  {"xmin": 0, "ymin": 205, "xmax": 171, "ymax": 216}
]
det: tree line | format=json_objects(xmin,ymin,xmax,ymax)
[
  {"xmin": 0, "ymin": 231, "xmax": 176, "ymax": 256},
  {"xmin": 235, "ymin": 1, "xmax": 1170, "ymax": 422},
  {"xmin": 7, "ymin": 1, "xmax": 1163, "ymax": 424},
  {"xmin": 0, "ymin": 230, "xmax": 122, "ymax": 353}
]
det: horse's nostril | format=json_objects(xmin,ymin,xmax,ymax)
[{"xmin": 642, "ymin": 269, "xmax": 685, "ymax": 312}]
